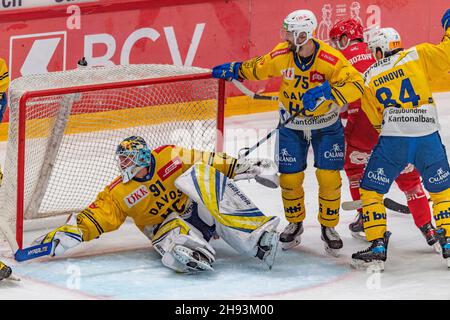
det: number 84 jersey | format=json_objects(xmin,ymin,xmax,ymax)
[{"xmin": 361, "ymin": 28, "xmax": 450, "ymax": 137}]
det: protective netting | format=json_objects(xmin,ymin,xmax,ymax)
[{"xmin": 0, "ymin": 64, "xmax": 221, "ymax": 248}]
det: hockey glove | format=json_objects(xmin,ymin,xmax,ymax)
[
  {"xmin": 234, "ymin": 157, "xmax": 279, "ymax": 189},
  {"xmin": 32, "ymin": 214, "xmax": 83, "ymax": 257},
  {"xmin": 442, "ymin": 9, "xmax": 450, "ymax": 30},
  {"xmin": 212, "ymin": 62, "xmax": 242, "ymax": 81},
  {"xmin": 301, "ymin": 81, "xmax": 333, "ymax": 114}
]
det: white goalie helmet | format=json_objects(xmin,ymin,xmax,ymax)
[
  {"xmin": 367, "ymin": 27, "xmax": 402, "ymax": 59},
  {"xmin": 282, "ymin": 9, "xmax": 318, "ymax": 52}
]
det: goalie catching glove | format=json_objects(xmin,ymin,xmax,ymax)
[
  {"xmin": 234, "ymin": 156, "xmax": 279, "ymax": 189},
  {"xmin": 32, "ymin": 214, "xmax": 83, "ymax": 257}
]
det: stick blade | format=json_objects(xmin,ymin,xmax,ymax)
[{"xmin": 14, "ymin": 243, "xmax": 53, "ymax": 262}]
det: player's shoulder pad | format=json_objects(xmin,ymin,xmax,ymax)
[{"xmin": 268, "ymin": 42, "xmax": 291, "ymax": 60}]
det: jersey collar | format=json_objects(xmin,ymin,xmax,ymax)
[{"xmin": 293, "ymin": 40, "xmax": 320, "ymax": 72}]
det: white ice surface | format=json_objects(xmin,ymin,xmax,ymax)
[{"xmin": 1, "ymin": 92, "xmax": 450, "ymax": 300}]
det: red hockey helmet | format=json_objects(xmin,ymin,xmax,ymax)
[{"xmin": 329, "ymin": 19, "xmax": 364, "ymax": 50}]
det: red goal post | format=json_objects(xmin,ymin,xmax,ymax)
[{"xmin": 0, "ymin": 64, "xmax": 225, "ymax": 254}]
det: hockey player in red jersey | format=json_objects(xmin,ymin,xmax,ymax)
[{"xmin": 329, "ymin": 19, "xmax": 440, "ymax": 250}]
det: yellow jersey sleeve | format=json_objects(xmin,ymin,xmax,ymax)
[
  {"xmin": 361, "ymin": 86, "xmax": 383, "ymax": 133},
  {"xmin": 328, "ymin": 55, "xmax": 365, "ymax": 107},
  {"xmin": 174, "ymin": 146, "xmax": 238, "ymax": 178},
  {"xmin": 415, "ymin": 27, "xmax": 450, "ymax": 83},
  {"xmin": 76, "ymin": 180, "xmax": 127, "ymax": 241},
  {"xmin": 0, "ymin": 59, "xmax": 9, "ymax": 93},
  {"xmin": 238, "ymin": 42, "xmax": 288, "ymax": 80}
]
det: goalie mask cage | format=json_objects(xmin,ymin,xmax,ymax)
[{"xmin": 0, "ymin": 64, "xmax": 225, "ymax": 253}]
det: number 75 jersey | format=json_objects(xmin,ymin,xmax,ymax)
[{"xmin": 361, "ymin": 28, "xmax": 450, "ymax": 137}]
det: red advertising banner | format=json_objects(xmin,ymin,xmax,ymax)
[{"xmin": 0, "ymin": 0, "xmax": 449, "ymax": 121}]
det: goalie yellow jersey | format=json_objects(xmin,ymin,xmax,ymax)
[
  {"xmin": 76, "ymin": 145, "xmax": 238, "ymax": 241},
  {"xmin": 238, "ymin": 40, "xmax": 364, "ymax": 125},
  {"xmin": 361, "ymin": 28, "xmax": 450, "ymax": 137}
]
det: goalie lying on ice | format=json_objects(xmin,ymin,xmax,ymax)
[{"xmin": 33, "ymin": 136, "xmax": 280, "ymax": 272}]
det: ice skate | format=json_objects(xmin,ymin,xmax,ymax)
[
  {"xmin": 321, "ymin": 225, "xmax": 343, "ymax": 257},
  {"xmin": 419, "ymin": 222, "xmax": 441, "ymax": 254},
  {"xmin": 256, "ymin": 230, "xmax": 280, "ymax": 270},
  {"xmin": 279, "ymin": 222, "xmax": 303, "ymax": 250},
  {"xmin": 436, "ymin": 228, "xmax": 450, "ymax": 268},
  {"xmin": 351, "ymin": 231, "xmax": 391, "ymax": 272},
  {"xmin": 349, "ymin": 211, "xmax": 366, "ymax": 241},
  {"xmin": 172, "ymin": 245, "xmax": 214, "ymax": 272},
  {"xmin": 0, "ymin": 261, "xmax": 19, "ymax": 281}
]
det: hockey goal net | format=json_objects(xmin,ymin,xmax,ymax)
[{"xmin": 0, "ymin": 64, "xmax": 225, "ymax": 253}]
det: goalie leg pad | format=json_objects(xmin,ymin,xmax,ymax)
[
  {"xmin": 316, "ymin": 169, "xmax": 341, "ymax": 228},
  {"xmin": 175, "ymin": 163, "xmax": 280, "ymax": 258},
  {"xmin": 280, "ymin": 172, "xmax": 306, "ymax": 223}
]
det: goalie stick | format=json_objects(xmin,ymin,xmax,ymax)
[{"xmin": 342, "ymin": 198, "xmax": 411, "ymax": 214}]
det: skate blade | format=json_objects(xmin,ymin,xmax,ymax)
[
  {"xmin": 173, "ymin": 245, "xmax": 214, "ymax": 272},
  {"xmin": 7, "ymin": 274, "xmax": 21, "ymax": 281},
  {"xmin": 324, "ymin": 244, "xmax": 340, "ymax": 257},
  {"xmin": 262, "ymin": 232, "xmax": 280, "ymax": 270},
  {"xmin": 351, "ymin": 259, "xmax": 385, "ymax": 272},
  {"xmin": 433, "ymin": 242, "xmax": 442, "ymax": 254},
  {"xmin": 351, "ymin": 231, "xmax": 368, "ymax": 242},
  {"xmin": 280, "ymin": 237, "xmax": 301, "ymax": 251}
]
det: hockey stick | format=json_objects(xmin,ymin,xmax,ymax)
[
  {"xmin": 232, "ymin": 80, "xmax": 279, "ymax": 101},
  {"xmin": 341, "ymin": 198, "xmax": 412, "ymax": 214},
  {"xmin": 232, "ymin": 80, "xmax": 303, "ymax": 159}
]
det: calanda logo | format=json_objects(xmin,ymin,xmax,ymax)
[
  {"xmin": 368, "ymin": 167, "xmax": 390, "ymax": 184},
  {"xmin": 428, "ymin": 168, "xmax": 450, "ymax": 184},
  {"xmin": 277, "ymin": 148, "xmax": 296, "ymax": 163},
  {"xmin": 324, "ymin": 144, "xmax": 344, "ymax": 159}
]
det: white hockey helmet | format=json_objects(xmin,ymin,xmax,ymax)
[
  {"xmin": 367, "ymin": 27, "xmax": 402, "ymax": 59},
  {"xmin": 282, "ymin": 9, "xmax": 318, "ymax": 51}
]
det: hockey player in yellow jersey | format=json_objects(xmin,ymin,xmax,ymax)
[
  {"xmin": 0, "ymin": 58, "xmax": 9, "ymax": 184},
  {"xmin": 352, "ymin": 9, "xmax": 450, "ymax": 270},
  {"xmin": 212, "ymin": 9, "xmax": 364, "ymax": 256},
  {"xmin": 33, "ymin": 136, "xmax": 281, "ymax": 272}
]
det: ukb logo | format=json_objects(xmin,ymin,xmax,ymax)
[
  {"xmin": 428, "ymin": 168, "xmax": 450, "ymax": 185},
  {"xmin": 277, "ymin": 148, "xmax": 296, "ymax": 163},
  {"xmin": 324, "ymin": 144, "xmax": 344, "ymax": 160},
  {"xmin": 367, "ymin": 168, "xmax": 390, "ymax": 185}
]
